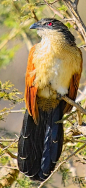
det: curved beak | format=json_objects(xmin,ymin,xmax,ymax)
[{"xmin": 30, "ymin": 23, "xmax": 40, "ymax": 29}]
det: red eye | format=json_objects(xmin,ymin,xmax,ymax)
[{"xmin": 48, "ymin": 22, "xmax": 52, "ymax": 26}]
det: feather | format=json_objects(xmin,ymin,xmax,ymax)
[
  {"xmin": 25, "ymin": 45, "xmax": 38, "ymax": 124},
  {"xmin": 18, "ymin": 101, "xmax": 64, "ymax": 181}
]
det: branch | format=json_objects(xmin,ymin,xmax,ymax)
[
  {"xmin": 32, "ymin": 10, "xmax": 39, "ymax": 21},
  {"xmin": 0, "ymin": 143, "xmax": 17, "ymax": 159},
  {"xmin": 43, "ymin": 0, "xmax": 64, "ymax": 18},
  {"xmin": 38, "ymin": 143, "xmax": 86, "ymax": 188},
  {"xmin": 21, "ymin": 30, "xmax": 33, "ymax": 51},
  {"xmin": 0, "ymin": 109, "xmax": 25, "ymax": 116},
  {"xmin": 64, "ymin": 138, "xmax": 86, "ymax": 144},
  {"xmin": 77, "ymin": 110, "xmax": 82, "ymax": 125},
  {"xmin": 73, "ymin": 0, "xmax": 79, "ymax": 10},
  {"xmin": 49, "ymin": 0, "xmax": 58, "ymax": 4},
  {"xmin": 0, "ymin": 19, "xmax": 32, "ymax": 50},
  {"xmin": 43, "ymin": 0, "xmax": 86, "ymax": 43},
  {"xmin": 0, "ymin": 165, "xmax": 18, "ymax": 169},
  {"xmin": 2, "ymin": 139, "xmax": 18, "ymax": 152},
  {"xmin": 61, "ymin": 95, "xmax": 86, "ymax": 115},
  {"xmin": 0, "ymin": 139, "xmax": 18, "ymax": 142},
  {"xmin": 80, "ymin": 44, "xmax": 86, "ymax": 49},
  {"xmin": 56, "ymin": 110, "xmax": 77, "ymax": 124},
  {"xmin": 64, "ymin": 0, "xmax": 86, "ymax": 43}
]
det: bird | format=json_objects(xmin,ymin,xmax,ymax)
[{"xmin": 17, "ymin": 18, "xmax": 82, "ymax": 181}]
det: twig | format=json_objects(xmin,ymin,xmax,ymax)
[
  {"xmin": 43, "ymin": 0, "xmax": 64, "ymax": 18},
  {"xmin": 48, "ymin": 0, "xmax": 58, "ymax": 5},
  {"xmin": 61, "ymin": 95, "xmax": 86, "ymax": 115},
  {"xmin": 38, "ymin": 143, "xmax": 86, "ymax": 188},
  {"xmin": 63, "ymin": 18, "xmax": 74, "ymax": 22},
  {"xmin": 0, "ymin": 109, "xmax": 25, "ymax": 116},
  {"xmin": 78, "ymin": 88, "xmax": 86, "ymax": 98},
  {"xmin": 0, "ymin": 143, "xmax": 17, "ymax": 159},
  {"xmin": 21, "ymin": 30, "xmax": 33, "ymax": 51},
  {"xmin": 0, "ymin": 165, "xmax": 18, "ymax": 169},
  {"xmin": 32, "ymin": 10, "xmax": 39, "ymax": 21},
  {"xmin": 0, "ymin": 139, "xmax": 18, "ymax": 142},
  {"xmin": 56, "ymin": 110, "xmax": 77, "ymax": 124},
  {"xmin": 73, "ymin": 139, "xmax": 86, "ymax": 143},
  {"xmin": 64, "ymin": 138, "xmax": 86, "ymax": 144},
  {"xmin": 64, "ymin": 0, "xmax": 86, "ymax": 42},
  {"xmin": 73, "ymin": 135, "xmax": 83, "ymax": 138},
  {"xmin": 77, "ymin": 110, "xmax": 82, "ymax": 125},
  {"xmin": 2, "ymin": 139, "xmax": 18, "ymax": 152},
  {"xmin": 26, "ymin": 0, "xmax": 38, "ymax": 22},
  {"xmin": 80, "ymin": 44, "xmax": 86, "ymax": 49},
  {"xmin": 0, "ymin": 19, "xmax": 32, "ymax": 50},
  {"xmin": 73, "ymin": 0, "xmax": 79, "ymax": 10}
]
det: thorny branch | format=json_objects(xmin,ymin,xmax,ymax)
[{"xmin": 38, "ymin": 143, "xmax": 86, "ymax": 188}]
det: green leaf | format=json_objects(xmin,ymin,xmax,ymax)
[{"xmin": 58, "ymin": 5, "xmax": 68, "ymax": 12}]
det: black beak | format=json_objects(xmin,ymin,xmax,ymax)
[{"xmin": 30, "ymin": 22, "xmax": 40, "ymax": 29}]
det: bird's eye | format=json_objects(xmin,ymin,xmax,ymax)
[{"xmin": 47, "ymin": 22, "xmax": 52, "ymax": 26}]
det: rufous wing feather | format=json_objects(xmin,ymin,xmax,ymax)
[
  {"xmin": 25, "ymin": 45, "xmax": 39, "ymax": 124},
  {"xmin": 64, "ymin": 49, "xmax": 82, "ymax": 114},
  {"xmin": 63, "ymin": 73, "xmax": 81, "ymax": 114}
]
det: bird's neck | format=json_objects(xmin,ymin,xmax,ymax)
[{"xmin": 40, "ymin": 32, "xmax": 66, "ymax": 53}]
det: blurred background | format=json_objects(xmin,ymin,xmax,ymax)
[{"xmin": 0, "ymin": 0, "xmax": 86, "ymax": 187}]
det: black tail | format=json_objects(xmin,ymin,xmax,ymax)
[{"xmin": 18, "ymin": 101, "xmax": 64, "ymax": 181}]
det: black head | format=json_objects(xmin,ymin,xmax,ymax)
[
  {"xmin": 30, "ymin": 18, "xmax": 75, "ymax": 46},
  {"xmin": 30, "ymin": 18, "xmax": 67, "ymax": 30}
]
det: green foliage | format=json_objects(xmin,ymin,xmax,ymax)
[
  {"xmin": 0, "ymin": 81, "xmax": 23, "ymax": 104},
  {"xmin": 0, "ymin": 45, "xmax": 19, "ymax": 68},
  {"xmin": 0, "ymin": 0, "xmax": 44, "ymax": 68},
  {"xmin": 75, "ymin": 136, "xmax": 86, "ymax": 156},
  {"xmin": 58, "ymin": 4, "xmax": 68, "ymax": 12},
  {"xmin": 72, "ymin": 176, "xmax": 86, "ymax": 187},
  {"xmin": 0, "ymin": 1, "xmax": 86, "ymax": 188},
  {"xmin": 16, "ymin": 176, "xmax": 39, "ymax": 188},
  {"xmin": 0, "ymin": 155, "xmax": 10, "ymax": 165},
  {"xmin": 59, "ymin": 166, "xmax": 71, "ymax": 186},
  {"xmin": 65, "ymin": 22, "xmax": 73, "ymax": 29},
  {"xmin": 0, "ymin": 81, "xmax": 24, "ymax": 121}
]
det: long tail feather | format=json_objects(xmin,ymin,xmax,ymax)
[{"xmin": 18, "ymin": 101, "xmax": 64, "ymax": 181}]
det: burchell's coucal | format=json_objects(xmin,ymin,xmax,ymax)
[{"xmin": 18, "ymin": 18, "xmax": 82, "ymax": 181}]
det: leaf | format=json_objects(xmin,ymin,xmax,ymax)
[{"xmin": 58, "ymin": 5, "xmax": 68, "ymax": 12}]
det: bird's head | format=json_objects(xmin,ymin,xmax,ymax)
[{"xmin": 30, "ymin": 18, "xmax": 75, "ymax": 45}]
